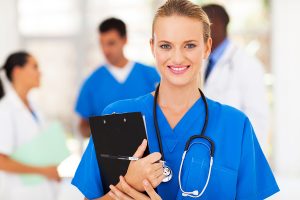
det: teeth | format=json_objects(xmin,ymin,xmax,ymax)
[{"xmin": 171, "ymin": 67, "xmax": 187, "ymax": 71}]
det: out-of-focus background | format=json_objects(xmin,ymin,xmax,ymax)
[{"xmin": 0, "ymin": 0, "xmax": 299, "ymax": 199}]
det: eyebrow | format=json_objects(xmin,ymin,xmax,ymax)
[
  {"xmin": 184, "ymin": 40, "xmax": 199, "ymax": 43},
  {"xmin": 158, "ymin": 40, "xmax": 171, "ymax": 43},
  {"xmin": 158, "ymin": 40, "xmax": 199, "ymax": 43}
]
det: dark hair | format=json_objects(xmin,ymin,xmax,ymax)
[
  {"xmin": 0, "ymin": 78, "xmax": 4, "ymax": 99},
  {"xmin": 202, "ymin": 4, "xmax": 230, "ymax": 28},
  {"xmin": 0, "ymin": 51, "xmax": 30, "ymax": 99},
  {"xmin": 98, "ymin": 17, "xmax": 127, "ymax": 37}
]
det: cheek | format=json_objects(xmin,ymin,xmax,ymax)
[
  {"xmin": 188, "ymin": 49, "xmax": 204, "ymax": 65},
  {"xmin": 154, "ymin": 49, "xmax": 170, "ymax": 66}
]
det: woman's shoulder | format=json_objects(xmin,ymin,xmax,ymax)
[
  {"xmin": 206, "ymin": 97, "xmax": 248, "ymax": 122},
  {"xmin": 0, "ymin": 92, "xmax": 14, "ymax": 111},
  {"xmin": 102, "ymin": 93, "xmax": 152, "ymax": 115}
]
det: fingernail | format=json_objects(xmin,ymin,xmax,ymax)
[
  {"xmin": 108, "ymin": 191, "xmax": 113, "ymax": 197},
  {"xmin": 143, "ymin": 179, "xmax": 149, "ymax": 186}
]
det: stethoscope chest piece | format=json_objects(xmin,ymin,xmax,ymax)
[{"xmin": 162, "ymin": 164, "xmax": 172, "ymax": 182}]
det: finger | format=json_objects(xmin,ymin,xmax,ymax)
[
  {"xmin": 150, "ymin": 167, "xmax": 164, "ymax": 179},
  {"xmin": 151, "ymin": 173, "xmax": 165, "ymax": 188},
  {"xmin": 151, "ymin": 163, "xmax": 164, "ymax": 171},
  {"xmin": 109, "ymin": 185, "xmax": 132, "ymax": 200},
  {"xmin": 143, "ymin": 152, "xmax": 161, "ymax": 164},
  {"xmin": 108, "ymin": 191, "xmax": 118, "ymax": 200},
  {"xmin": 133, "ymin": 139, "xmax": 147, "ymax": 158},
  {"xmin": 119, "ymin": 176, "xmax": 148, "ymax": 199},
  {"xmin": 143, "ymin": 179, "xmax": 162, "ymax": 200},
  {"xmin": 144, "ymin": 163, "xmax": 163, "ymax": 178}
]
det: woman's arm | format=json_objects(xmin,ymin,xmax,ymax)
[
  {"xmin": 0, "ymin": 153, "xmax": 60, "ymax": 181},
  {"xmin": 84, "ymin": 193, "xmax": 112, "ymax": 200},
  {"xmin": 84, "ymin": 182, "xmax": 124, "ymax": 200},
  {"xmin": 109, "ymin": 176, "xmax": 162, "ymax": 200},
  {"xmin": 122, "ymin": 139, "xmax": 164, "ymax": 191}
]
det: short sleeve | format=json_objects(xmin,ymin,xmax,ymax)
[
  {"xmin": 146, "ymin": 67, "xmax": 160, "ymax": 89},
  {"xmin": 0, "ymin": 104, "xmax": 14, "ymax": 155},
  {"xmin": 150, "ymin": 67, "xmax": 160, "ymax": 85},
  {"xmin": 236, "ymin": 118, "xmax": 279, "ymax": 199},
  {"xmin": 75, "ymin": 80, "xmax": 93, "ymax": 119},
  {"xmin": 71, "ymin": 137, "xmax": 104, "ymax": 199}
]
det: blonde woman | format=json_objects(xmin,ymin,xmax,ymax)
[{"xmin": 72, "ymin": 0, "xmax": 279, "ymax": 199}]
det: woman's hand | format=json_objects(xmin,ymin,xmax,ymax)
[
  {"xmin": 108, "ymin": 176, "xmax": 162, "ymax": 200},
  {"xmin": 125, "ymin": 139, "xmax": 165, "ymax": 191}
]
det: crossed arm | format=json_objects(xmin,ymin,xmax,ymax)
[{"xmin": 85, "ymin": 140, "xmax": 164, "ymax": 200}]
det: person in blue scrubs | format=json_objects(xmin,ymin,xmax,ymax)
[
  {"xmin": 72, "ymin": 0, "xmax": 279, "ymax": 199},
  {"xmin": 75, "ymin": 17, "xmax": 160, "ymax": 137}
]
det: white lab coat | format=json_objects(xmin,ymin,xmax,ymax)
[
  {"xmin": 0, "ymin": 89, "xmax": 57, "ymax": 200},
  {"xmin": 203, "ymin": 41, "xmax": 269, "ymax": 150}
]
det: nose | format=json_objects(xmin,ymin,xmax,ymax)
[{"xmin": 172, "ymin": 48, "xmax": 185, "ymax": 65}]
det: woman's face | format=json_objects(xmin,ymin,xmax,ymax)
[
  {"xmin": 15, "ymin": 56, "xmax": 41, "ymax": 89},
  {"xmin": 151, "ymin": 15, "xmax": 211, "ymax": 87}
]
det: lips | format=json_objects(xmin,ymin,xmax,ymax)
[{"xmin": 167, "ymin": 65, "xmax": 190, "ymax": 74}]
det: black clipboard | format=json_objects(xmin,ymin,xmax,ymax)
[{"xmin": 89, "ymin": 112, "xmax": 150, "ymax": 193}]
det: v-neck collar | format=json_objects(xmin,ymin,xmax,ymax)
[
  {"xmin": 103, "ymin": 62, "xmax": 136, "ymax": 85},
  {"xmin": 8, "ymin": 89, "xmax": 40, "ymax": 124},
  {"xmin": 145, "ymin": 94, "xmax": 205, "ymax": 153}
]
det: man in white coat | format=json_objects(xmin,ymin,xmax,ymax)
[{"xmin": 202, "ymin": 4, "xmax": 269, "ymax": 151}]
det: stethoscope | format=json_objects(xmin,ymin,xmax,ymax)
[{"xmin": 153, "ymin": 84, "xmax": 215, "ymax": 198}]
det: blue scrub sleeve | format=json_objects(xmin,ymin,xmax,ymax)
[
  {"xmin": 72, "ymin": 138, "xmax": 104, "ymax": 199},
  {"xmin": 236, "ymin": 118, "xmax": 279, "ymax": 199},
  {"xmin": 147, "ymin": 67, "xmax": 160, "ymax": 87},
  {"xmin": 151, "ymin": 68, "xmax": 160, "ymax": 84},
  {"xmin": 75, "ymin": 80, "xmax": 93, "ymax": 119}
]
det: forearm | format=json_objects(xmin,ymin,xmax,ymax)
[
  {"xmin": 85, "ymin": 194, "xmax": 112, "ymax": 200},
  {"xmin": 0, "ymin": 154, "xmax": 42, "ymax": 175},
  {"xmin": 79, "ymin": 119, "xmax": 91, "ymax": 137}
]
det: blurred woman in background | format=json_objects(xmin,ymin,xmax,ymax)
[{"xmin": 0, "ymin": 51, "xmax": 59, "ymax": 200}]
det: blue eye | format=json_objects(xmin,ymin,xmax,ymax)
[
  {"xmin": 185, "ymin": 43, "xmax": 196, "ymax": 49},
  {"xmin": 160, "ymin": 44, "xmax": 171, "ymax": 49}
]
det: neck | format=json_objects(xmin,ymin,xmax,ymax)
[
  {"xmin": 12, "ymin": 82, "xmax": 30, "ymax": 107},
  {"xmin": 212, "ymin": 35, "xmax": 226, "ymax": 52},
  {"xmin": 157, "ymin": 80, "xmax": 200, "ymax": 111},
  {"xmin": 112, "ymin": 55, "xmax": 128, "ymax": 68}
]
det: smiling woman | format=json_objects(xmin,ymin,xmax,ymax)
[
  {"xmin": 150, "ymin": 15, "xmax": 211, "ymax": 91},
  {"xmin": 71, "ymin": 0, "xmax": 279, "ymax": 199}
]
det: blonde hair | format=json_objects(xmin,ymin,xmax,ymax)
[{"xmin": 152, "ymin": 0, "xmax": 211, "ymax": 42}]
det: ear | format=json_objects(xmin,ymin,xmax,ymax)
[
  {"xmin": 11, "ymin": 66, "xmax": 23, "ymax": 79},
  {"xmin": 150, "ymin": 38, "xmax": 155, "ymax": 58},
  {"xmin": 123, "ymin": 36, "xmax": 128, "ymax": 45},
  {"xmin": 203, "ymin": 37, "xmax": 212, "ymax": 59}
]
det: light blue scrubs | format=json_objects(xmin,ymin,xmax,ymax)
[
  {"xmin": 75, "ymin": 62, "xmax": 160, "ymax": 118},
  {"xmin": 72, "ymin": 93, "xmax": 279, "ymax": 199}
]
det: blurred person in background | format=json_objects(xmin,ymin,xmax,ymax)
[
  {"xmin": 75, "ymin": 17, "xmax": 160, "ymax": 138},
  {"xmin": 202, "ymin": 4, "xmax": 269, "ymax": 150},
  {"xmin": 0, "ymin": 51, "xmax": 60, "ymax": 200}
]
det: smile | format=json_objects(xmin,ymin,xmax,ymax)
[{"xmin": 167, "ymin": 65, "xmax": 190, "ymax": 74}]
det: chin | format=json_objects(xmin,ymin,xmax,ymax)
[{"xmin": 164, "ymin": 76, "xmax": 194, "ymax": 88}]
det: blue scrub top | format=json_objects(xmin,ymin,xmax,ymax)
[
  {"xmin": 72, "ymin": 93, "xmax": 279, "ymax": 199},
  {"xmin": 75, "ymin": 62, "xmax": 160, "ymax": 118}
]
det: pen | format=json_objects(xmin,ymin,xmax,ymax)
[{"xmin": 100, "ymin": 154, "xmax": 165, "ymax": 163}]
